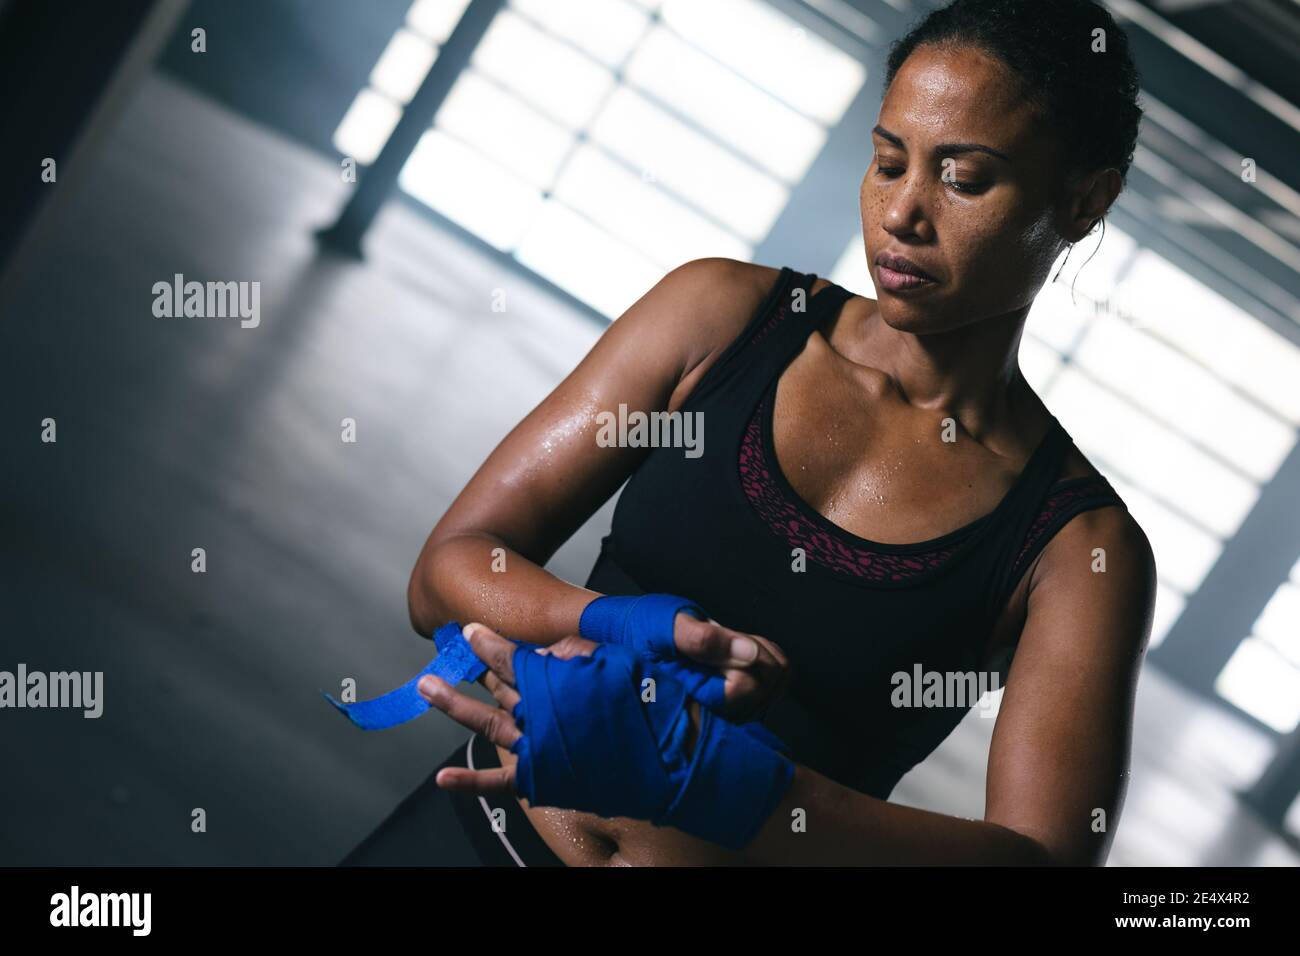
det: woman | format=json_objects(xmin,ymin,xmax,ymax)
[{"xmin": 341, "ymin": 0, "xmax": 1156, "ymax": 867}]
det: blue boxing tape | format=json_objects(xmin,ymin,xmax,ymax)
[
  {"xmin": 579, "ymin": 593, "xmax": 727, "ymax": 711},
  {"xmin": 579, "ymin": 592, "xmax": 702, "ymax": 659},
  {"xmin": 510, "ymin": 642, "xmax": 794, "ymax": 849},
  {"xmin": 323, "ymin": 622, "xmax": 489, "ymax": 730}
]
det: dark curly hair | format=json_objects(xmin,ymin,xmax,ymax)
[{"xmin": 883, "ymin": 0, "xmax": 1143, "ymax": 190}]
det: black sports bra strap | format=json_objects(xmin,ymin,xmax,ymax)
[
  {"xmin": 808, "ymin": 280, "xmax": 855, "ymax": 320},
  {"xmin": 673, "ymin": 266, "xmax": 806, "ymax": 414},
  {"xmin": 983, "ymin": 421, "xmax": 1078, "ymax": 616}
]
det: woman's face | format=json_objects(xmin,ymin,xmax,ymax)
[{"xmin": 862, "ymin": 42, "xmax": 1079, "ymax": 335}]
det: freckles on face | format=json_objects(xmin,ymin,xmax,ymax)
[{"xmin": 861, "ymin": 44, "xmax": 1066, "ymax": 320}]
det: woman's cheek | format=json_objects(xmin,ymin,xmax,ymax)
[
  {"xmin": 1014, "ymin": 209, "xmax": 1068, "ymax": 284},
  {"xmin": 860, "ymin": 183, "xmax": 883, "ymax": 231}
]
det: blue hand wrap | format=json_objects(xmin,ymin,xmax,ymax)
[
  {"xmin": 324, "ymin": 622, "xmax": 488, "ymax": 730},
  {"xmin": 510, "ymin": 641, "xmax": 795, "ymax": 850},
  {"xmin": 579, "ymin": 593, "xmax": 724, "ymax": 709},
  {"xmin": 579, "ymin": 593, "xmax": 788, "ymax": 754}
]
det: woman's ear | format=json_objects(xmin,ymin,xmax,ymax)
[{"xmin": 1063, "ymin": 167, "xmax": 1122, "ymax": 243}]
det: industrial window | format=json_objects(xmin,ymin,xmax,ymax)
[
  {"xmin": 336, "ymin": 0, "xmax": 865, "ymax": 317},
  {"xmin": 333, "ymin": 0, "xmax": 473, "ymax": 164},
  {"xmin": 1218, "ymin": 555, "xmax": 1300, "ymax": 733}
]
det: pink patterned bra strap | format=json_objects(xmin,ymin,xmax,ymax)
[{"xmin": 1010, "ymin": 475, "xmax": 1124, "ymax": 580}]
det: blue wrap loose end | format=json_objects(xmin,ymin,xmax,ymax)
[{"xmin": 323, "ymin": 622, "xmax": 491, "ymax": 731}]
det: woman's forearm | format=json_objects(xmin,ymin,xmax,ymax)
[
  {"xmin": 407, "ymin": 531, "xmax": 596, "ymax": 644},
  {"xmin": 736, "ymin": 763, "xmax": 1055, "ymax": 866}
]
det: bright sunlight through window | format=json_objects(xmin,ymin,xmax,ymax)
[{"xmin": 338, "ymin": 0, "xmax": 866, "ymax": 317}]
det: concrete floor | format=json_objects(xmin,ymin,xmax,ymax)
[{"xmin": 0, "ymin": 71, "xmax": 1294, "ymax": 866}]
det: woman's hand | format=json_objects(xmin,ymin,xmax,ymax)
[
  {"xmin": 459, "ymin": 611, "xmax": 789, "ymax": 726},
  {"xmin": 576, "ymin": 592, "xmax": 791, "ymax": 724},
  {"xmin": 670, "ymin": 612, "xmax": 790, "ymax": 723},
  {"xmin": 420, "ymin": 629, "xmax": 610, "ymax": 796},
  {"xmin": 418, "ymin": 622, "xmax": 795, "ymax": 850}
]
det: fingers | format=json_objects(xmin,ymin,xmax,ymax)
[
  {"xmin": 456, "ymin": 622, "xmax": 601, "ymax": 719},
  {"xmin": 418, "ymin": 675, "xmax": 522, "ymax": 750},
  {"xmin": 435, "ymin": 764, "xmax": 516, "ymax": 796},
  {"xmin": 465, "ymin": 623, "xmax": 595, "ymax": 701},
  {"xmin": 538, "ymin": 634, "xmax": 599, "ymax": 660},
  {"xmin": 749, "ymin": 633, "xmax": 790, "ymax": 671},
  {"xmin": 461, "ymin": 623, "xmax": 518, "ymax": 686},
  {"xmin": 482, "ymin": 669, "xmax": 521, "ymax": 712},
  {"xmin": 674, "ymin": 613, "xmax": 770, "ymax": 669},
  {"xmin": 676, "ymin": 616, "xmax": 788, "ymax": 684},
  {"xmin": 743, "ymin": 633, "xmax": 792, "ymax": 698},
  {"xmin": 673, "ymin": 615, "xmax": 792, "ymax": 719}
]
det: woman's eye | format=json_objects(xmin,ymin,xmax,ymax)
[{"xmin": 874, "ymin": 163, "xmax": 988, "ymax": 195}]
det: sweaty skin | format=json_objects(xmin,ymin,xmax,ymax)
[{"xmin": 408, "ymin": 43, "xmax": 1149, "ymax": 866}]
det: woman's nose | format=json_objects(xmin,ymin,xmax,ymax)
[{"xmin": 880, "ymin": 174, "xmax": 934, "ymax": 242}]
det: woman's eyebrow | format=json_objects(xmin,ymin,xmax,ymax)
[{"xmin": 872, "ymin": 125, "xmax": 1012, "ymax": 163}]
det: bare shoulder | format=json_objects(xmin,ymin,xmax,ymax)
[
  {"xmin": 657, "ymin": 256, "xmax": 780, "ymax": 304},
  {"xmin": 1031, "ymin": 490, "xmax": 1157, "ymax": 651},
  {"xmin": 651, "ymin": 257, "xmax": 783, "ymax": 363},
  {"xmin": 1038, "ymin": 429, "xmax": 1152, "ymax": 577},
  {"xmin": 1047, "ymin": 439, "xmax": 1151, "ymax": 568},
  {"xmin": 1044, "ymin": 502, "xmax": 1154, "ymax": 573},
  {"xmin": 626, "ymin": 258, "xmax": 785, "ymax": 409}
]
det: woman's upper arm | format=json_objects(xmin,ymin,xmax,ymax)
[
  {"xmin": 983, "ymin": 505, "xmax": 1157, "ymax": 865},
  {"xmin": 418, "ymin": 257, "xmax": 779, "ymax": 566}
]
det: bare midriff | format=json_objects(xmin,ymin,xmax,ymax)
[{"xmin": 491, "ymin": 742, "xmax": 740, "ymax": 866}]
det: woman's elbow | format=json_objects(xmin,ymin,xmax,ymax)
[{"xmin": 406, "ymin": 546, "xmax": 440, "ymax": 638}]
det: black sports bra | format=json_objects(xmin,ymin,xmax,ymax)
[{"xmin": 584, "ymin": 267, "xmax": 1126, "ymax": 798}]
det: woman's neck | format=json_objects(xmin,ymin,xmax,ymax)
[{"xmin": 856, "ymin": 302, "xmax": 1036, "ymax": 445}]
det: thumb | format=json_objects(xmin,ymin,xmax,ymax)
[{"xmin": 674, "ymin": 614, "xmax": 760, "ymax": 668}]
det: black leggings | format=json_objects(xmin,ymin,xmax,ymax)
[{"xmin": 339, "ymin": 733, "xmax": 566, "ymax": 866}]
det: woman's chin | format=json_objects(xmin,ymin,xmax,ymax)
[{"xmin": 876, "ymin": 305, "xmax": 952, "ymax": 335}]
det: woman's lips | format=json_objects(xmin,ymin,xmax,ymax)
[{"xmin": 876, "ymin": 264, "xmax": 937, "ymax": 292}]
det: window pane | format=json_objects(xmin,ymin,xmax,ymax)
[
  {"xmin": 399, "ymin": 129, "xmax": 543, "ymax": 251},
  {"xmin": 1118, "ymin": 249, "xmax": 1300, "ymax": 423},
  {"xmin": 552, "ymin": 145, "xmax": 750, "ymax": 268},
  {"xmin": 1025, "ymin": 278, "xmax": 1089, "ymax": 354},
  {"xmin": 1216, "ymin": 638, "xmax": 1300, "ymax": 733},
  {"xmin": 436, "ymin": 71, "xmax": 574, "ymax": 188},
  {"xmin": 511, "ymin": 0, "xmax": 649, "ymax": 68},
  {"xmin": 1046, "ymin": 368, "xmax": 1258, "ymax": 538},
  {"xmin": 1057, "ymin": 222, "xmax": 1139, "ymax": 303},
  {"xmin": 588, "ymin": 86, "xmax": 787, "ymax": 242},
  {"xmin": 471, "ymin": 10, "xmax": 616, "ymax": 129},
  {"xmin": 1252, "ymin": 582, "xmax": 1300, "ymax": 669},
  {"xmin": 1018, "ymin": 334, "xmax": 1063, "ymax": 394},
  {"xmin": 1148, "ymin": 581, "xmax": 1186, "ymax": 650},
  {"xmin": 406, "ymin": 0, "xmax": 472, "ymax": 43},
  {"xmin": 333, "ymin": 88, "xmax": 403, "ymax": 164},
  {"xmin": 659, "ymin": 0, "xmax": 865, "ymax": 124},
  {"xmin": 370, "ymin": 28, "xmax": 438, "ymax": 104},
  {"xmin": 1073, "ymin": 314, "xmax": 1296, "ymax": 484},
  {"xmin": 624, "ymin": 26, "xmax": 825, "ymax": 182},
  {"xmin": 515, "ymin": 200, "xmax": 663, "ymax": 318}
]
